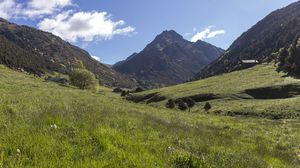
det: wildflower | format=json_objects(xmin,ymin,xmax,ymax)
[
  {"xmin": 16, "ymin": 149, "xmax": 21, "ymax": 155},
  {"xmin": 51, "ymin": 124, "xmax": 58, "ymax": 129}
]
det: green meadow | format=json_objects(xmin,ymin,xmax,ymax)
[
  {"xmin": 132, "ymin": 64, "xmax": 300, "ymax": 119},
  {"xmin": 0, "ymin": 64, "xmax": 299, "ymax": 167}
]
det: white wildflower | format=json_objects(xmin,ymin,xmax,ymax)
[{"xmin": 50, "ymin": 124, "xmax": 58, "ymax": 129}]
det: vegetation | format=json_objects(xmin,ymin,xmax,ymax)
[
  {"xmin": 204, "ymin": 102, "xmax": 212, "ymax": 111},
  {"xmin": 165, "ymin": 99, "xmax": 175, "ymax": 109},
  {"xmin": 185, "ymin": 98, "xmax": 196, "ymax": 112},
  {"xmin": 196, "ymin": 1, "xmax": 300, "ymax": 79},
  {"xmin": 69, "ymin": 62, "xmax": 98, "ymax": 91},
  {"xmin": 0, "ymin": 65, "xmax": 299, "ymax": 167},
  {"xmin": 278, "ymin": 36, "xmax": 300, "ymax": 74},
  {"xmin": 130, "ymin": 64, "xmax": 300, "ymax": 119},
  {"xmin": 177, "ymin": 100, "xmax": 188, "ymax": 111},
  {"xmin": 0, "ymin": 18, "xmax": 136, "ymax": 88}
]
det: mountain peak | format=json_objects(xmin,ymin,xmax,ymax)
[
  {"xmin": 156, "ymin": 30, "xmax": 183, "ymax": 41},
  {"xmin": 113, "ymin": 31, "xmax": 224, "ymax": 89}
]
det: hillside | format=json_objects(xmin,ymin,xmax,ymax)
[
  {"xmin": 195, "ymin": 1, "xmax": 300, "ymax": 79},
  {"xmin": 130, "ymin": 64, "xmax": 300, "ymax": 119},
  {"xmin": 0, "ymin": 18, "xmax": 136, "ymax": 88},
  {"xmin": 0, "ymin": 64, "xmax": 299, "ymax": 167},
  {"xmin": 113, "ymin": 30, "xmax": 224, "ymax": 88}
]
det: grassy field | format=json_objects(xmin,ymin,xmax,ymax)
[
  {"xmin": 0, "ymin": 64, "xmax": 299, "ymax": 167},
  {"xmin": 131, "ymin": 64, "xmax": 300, "ymax": 119}
]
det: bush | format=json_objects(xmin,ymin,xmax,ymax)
[
  {"xmin": 185, "ymin": 98, "xmax": 195, "ymax": 111},
  {"xmin": 121, "ymin": 90, "xmax": 130, "ymax": 97},
  {"xmin": 166, "ymin": 99, "xmax": 175, "ymax": 109},
  {"xmin": 178, "ymin": 100, "xmax": 188, "ymax": 111},
  {"xmin": 69, "ymin": 69, "xmax": 98, "ymax": 90},
  {"xmin": 204, "ymin": 102, "xmax": 212, "ymax": 111}
]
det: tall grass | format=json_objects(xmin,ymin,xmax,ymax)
[{"xmin": 0, "ymin": 65, "xmax": 299, "ymax": 167}]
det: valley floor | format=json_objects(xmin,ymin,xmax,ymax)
[{"xmin": 0, "ymin": 64, "xmax": 299, "ymax": 167}]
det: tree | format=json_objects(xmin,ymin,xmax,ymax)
[
  {"xmin": 177, "ymin": 100, "xmax": 188, "ymax": 111},
  {"xmin": 165, "ymin": 99, "xmax": 175, "ymax": 109},
  {"xmin": 204, "ymin": 102, "xmax": 212, "ymax": 111},
  {"xmin": 69, "ymin": 69, "xmax": 98, "ymax": 90},
  {"xmin": 185, "ymin": 98, "xmax": 195, "ymax": 112}
]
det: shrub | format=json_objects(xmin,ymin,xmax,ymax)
[
  {"xmin": 185, "ymin": 98, "xmax": 195, "ymax": 111},
  {"xmin": 166, "ymin": 99, "xmax": 175, "ymax": 109},
  {"xmin": 69, "ymin": 69, "xmax": 98, "ymax": 90},
  {"xmin": 121, "ymin": 90, "xmax": 129, "ymax": 97},
  {"xmin": 135, "ymin": 87, "xmax": 144, "ymax": 93},
  {"xmin": 170, "ymin": 150, "xmax": 205, "ymax": 168},
  {"xmin": 204, "ymin": 102, "xmax": 212, "ymax": 111},
  {"xmin": 178, "ymin": 100, "xmax": 188, "ymax": 111}
]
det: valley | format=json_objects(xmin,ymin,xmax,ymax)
[
  {"xmin": 0, "ymin": 65, "xmax": 299, "ymax": 167},
  {"xmin": 0, "ymin": 0, "xmax": 300, "ymax": 167}
]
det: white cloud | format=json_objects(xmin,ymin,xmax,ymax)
[
  {"xmin": 0, "ymin": 0, "xmax": 73, "ymax": 19},
  {"xmin": 0, "ymin": 0, "xmax": 135, "ymax": 42},
  {"xmin": 91, "ymin": 55, "xmax": 101, "ymax": 62},
  {"xmin": 191, "ymin": 26, "xmax": 225, "ymax": 42},
  {"xmin": 23, "ymin": 0, "xmax": 73, "ymax": 18},
  {"xmin": 38, "ymin": 11, "xmax": 135, "ymax": 42},
  {"xmin": 0, "ymin": 0, "xmax": 22, "ymax": 19}
]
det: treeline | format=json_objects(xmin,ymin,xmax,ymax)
[{"xmin": 277, "ymin": 35, "xmax": 300, "ymax": 74}]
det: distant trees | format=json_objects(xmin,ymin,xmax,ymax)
[
  {"xmin": 69, "ymin": 60, "xmax": 98, "ymax": 91},
  {"xmin": 165, "ymin": 97, "xmax": 212, "ymax": 112}
]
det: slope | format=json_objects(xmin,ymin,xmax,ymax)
[
  {"xmin": 130, "ymin": 64, "xmax": 300, "ymax": 119},
  {"xmin": 0, "ymin": 65, "xmax": 299, "ymax": 167},
  {"xmin": 0, "ymin": 18, "xmax": 135, "ymax": 88},
  {"xmin": 113, "ymin": 30, "xmax": 224, "ymax": 88},
  {"xmin": 195, "ymin": 1, "xmax": 300, "ymax": 79}
]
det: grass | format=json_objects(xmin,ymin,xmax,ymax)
[
  {"xmin": 132, "ymin": 64, "xmax": 300, "ymax": 119},
  {"xmin": 0, "ymin": 64, "xmax": 299, "ymax": 167}
]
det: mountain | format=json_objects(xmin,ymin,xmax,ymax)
[
  {"xmin": 113, "ymin": 30, "xmax": 224, "ymax": 88},
  {"xmin": 195, "ymin": 1, "xmax": 300, "ymax": 79},
  {"xmin": 0, "ymin": 18, "xmax": 136, "ymax": 88}
]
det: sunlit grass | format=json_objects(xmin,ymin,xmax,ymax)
[{"xmin": 0, "ymin": 65, "xmax": 299, "ymax": 167}]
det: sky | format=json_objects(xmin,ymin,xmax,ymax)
[{"xmin": 0, "ymin": 0, "xmax": 298, "ymax": 64}]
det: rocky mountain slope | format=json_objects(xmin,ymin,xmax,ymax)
[
  {"xmin": 195, "ymin": 1, "xmax": 300, "ymax": 79},
  {"xmin": 113, "ymin": 30, "xmax": 224, "ymax": 88}
]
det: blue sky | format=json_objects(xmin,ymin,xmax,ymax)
[{"xmin": 0, "ymin": 0, "xmax": 298, "ymax": 64}]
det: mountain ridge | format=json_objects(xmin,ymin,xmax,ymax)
[
  {"xmin": 113, "ymin": 30, "xmax": 224, "ymax": 89},
  {"xmin": 195, "ymin": 1, "xmax": 300, "ymax": 79},
  {"xmin": 0, "ymin": 18, "xmax": 136, "ymax": 88}
]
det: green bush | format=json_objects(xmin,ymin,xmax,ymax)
[{"xmin": 69, "ymin": 69, "xmax": 98, "ymax": 90}]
